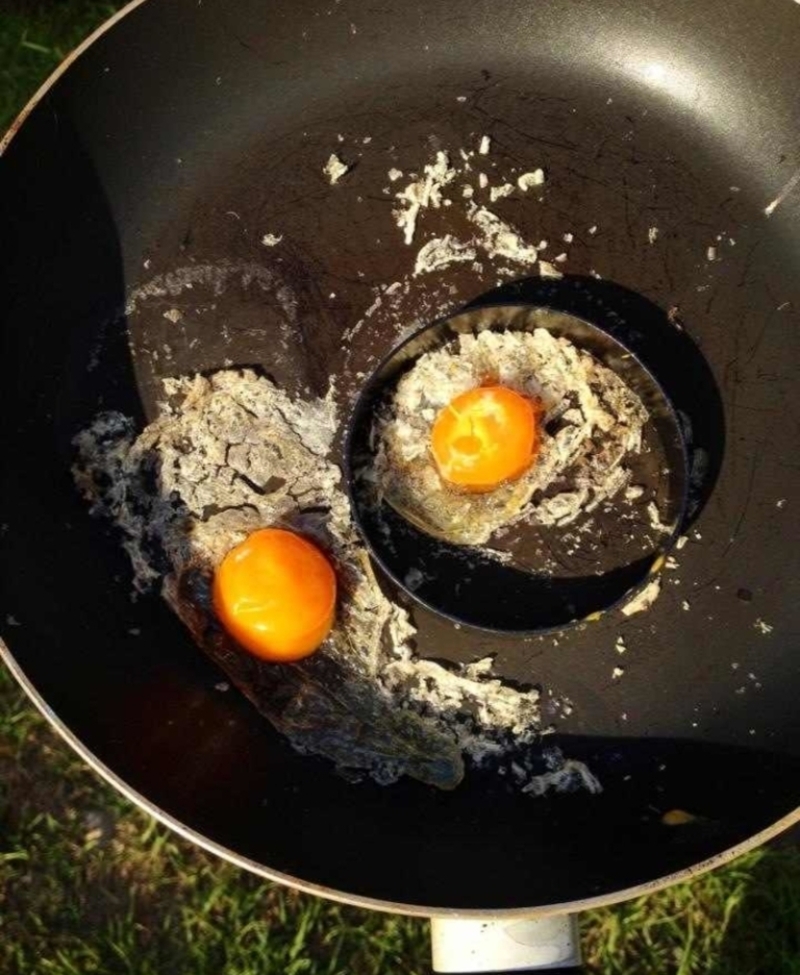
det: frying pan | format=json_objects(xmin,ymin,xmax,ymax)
[{"xmin": 2, "ymin": 0, "xmax": 800, "ymax": 970}]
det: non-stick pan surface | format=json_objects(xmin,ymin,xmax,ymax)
[{"xmin": 1, "ymin": 0, "xmax": 800, "ymax": 914}]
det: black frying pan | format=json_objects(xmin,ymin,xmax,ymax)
[{"xmin": 1, "ymin": 0, "xmax": 800, "ymax": 965}]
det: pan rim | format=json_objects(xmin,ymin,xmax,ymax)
[
  {"xmin": 0, "ymin": 0, "xmax": 150, "ymax": 157},
  {"xmin": 0, "ymin": 0, "xmax": 798, "ymax": 919},
  {"xmin": 2, "ymin": 635, "xmax": 798, "ymax": 916}
]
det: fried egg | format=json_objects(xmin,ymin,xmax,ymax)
[
  {"xmin": 72, "ymin": 370, "xmax": 547, "ymax": 790},
  {"xmin": 374, "ymin": 327, "xmax": 649, "ymax": 546}
]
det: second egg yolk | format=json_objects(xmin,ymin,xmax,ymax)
[
  {"xmin": 212, "ymin": 528, "xmax": 336, "ymax": 663},
  {"xmin": 430, "ymin": 385, "xmax": 542, "ymax": 492}
]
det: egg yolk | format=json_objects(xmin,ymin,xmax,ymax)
[
  {"xmin": 430, "ymin": 385, "xmax": 542, "ymax": 492},
  {"xmin": 212, "ymin": 528, "xmax": 336, "ymax": 663}
]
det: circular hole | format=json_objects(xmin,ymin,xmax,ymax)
[{"xmin": 345, "ymin": 301, "xmax": 690, "ymax": 634}]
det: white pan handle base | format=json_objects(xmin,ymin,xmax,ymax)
[{"xmin": 430, "ymin": 914, "xmax": 582, "ymax": 973}]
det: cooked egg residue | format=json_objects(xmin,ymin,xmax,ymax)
[
  {"xmin": 213, "ymin": 528, "xmax": 336, "ymax": 662},
  {"xmin": 72, "ymin": 370, "xmax": 566, "ymax": 792},
  {"xmin": 431, "ymin": 386, "xmax": 543, "ymax": 492},
  {"xmin": 374, "ymin": 326, "xmax": 650, "ymax": 546}
]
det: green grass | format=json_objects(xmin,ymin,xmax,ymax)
[
  {"xmin": 584, "ymin": 851, "xmax": 800, "ymax": 975},
  {"xmin": 0, "ymin": 666, "xmax": 430, "ymax": 975},
  {"xmin": 0, "ymin": 0, "xmax": 120, "ymax": 134},
  {"xmin": 2, "ymin": 665, "xmax": 800, "ymax": 975},
  {"xmin": 2, "ymin": 4, "xmax": 800, "ymax": 974}
]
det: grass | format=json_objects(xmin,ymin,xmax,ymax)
[
  {"xmin": 3, "ymin": 666, "xmax": 800, "ymax": 975},
  {"xmin": 0, "ymin": 665, "xmax": 430, "ymax": 975},
  {"xmin": 2, "ymin": 3, "xmax": 800, "ymax": 974},
  {"xmin": 0, "ymin": 0, "xmax": 120, "ymax": 134}
]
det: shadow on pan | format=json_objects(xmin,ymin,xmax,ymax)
[
  {"xmin": 346, "ymin": 300, "xmax": 692, "ymax": 633},
  {"xmin": 0, "ymin": 110, "xmax": 154, "ymax": 719},
  {"xmin": 31, "ymin": 659, "xmax": 800, "ymax": 912}
]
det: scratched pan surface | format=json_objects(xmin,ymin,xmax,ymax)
[{"xmin": 1, "ymin": 0, "xmax": 800, "ymax": 913}]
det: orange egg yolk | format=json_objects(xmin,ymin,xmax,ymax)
[
  {"xmin": 212, "ymin": 528, "xmax": 336, "ymax": 663},
  {"xmin": 430, "ymin": 385, "xmax": 542, "ymax": 492}
]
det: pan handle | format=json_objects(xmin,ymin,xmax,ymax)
[{"xmin": 430, "ymin": 914, "xmax": 582, "ymax": 973}]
